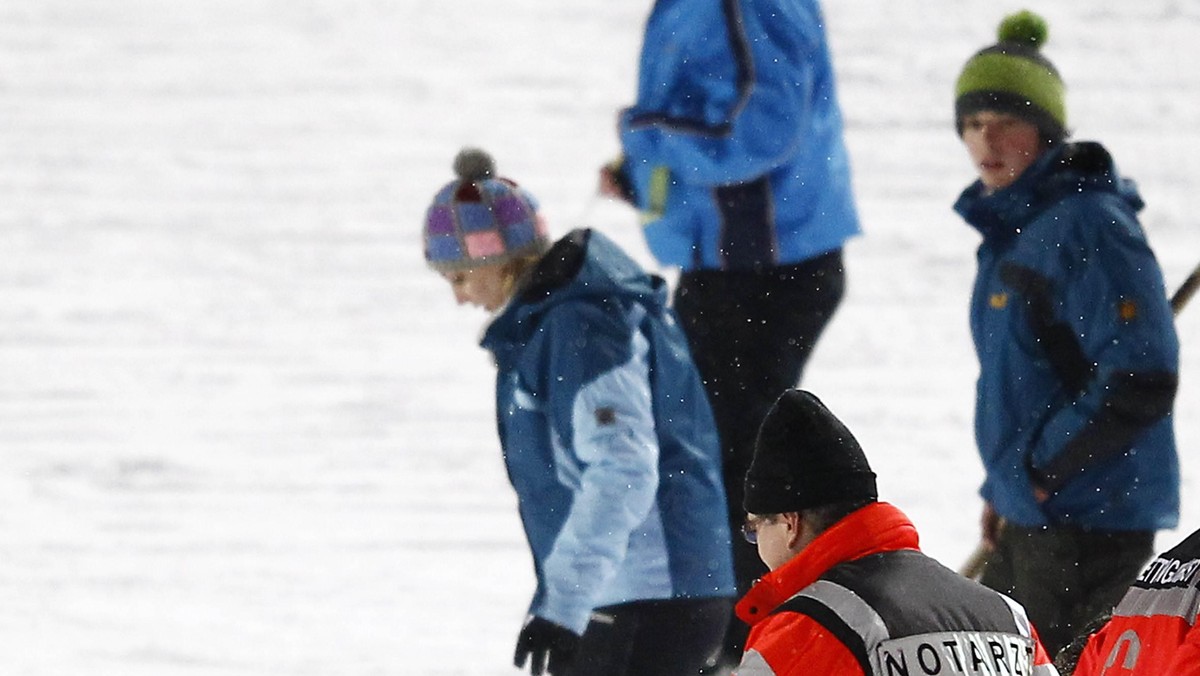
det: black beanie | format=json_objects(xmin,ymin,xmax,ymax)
[{"xmin": 743, "ymin": 390, "xmax": 878, "ymax": 515}]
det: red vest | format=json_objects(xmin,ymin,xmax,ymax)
[
  {"xmin": 734, "ymin": 502, "xmax": 1059, "ymax": 675},
  {"xmin": 1072, "ymin": 529, "xmax": 1200, "ymax": 675}
]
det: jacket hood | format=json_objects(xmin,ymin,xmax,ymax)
[
  {"xmin": 954, "ymin": 141, "xmax": 1144, "ymax": 244},
  {"xmin": 482, "ymin": 228, "xmax": 668, "ymax": 348}
]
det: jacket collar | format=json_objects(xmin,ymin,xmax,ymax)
[
  {"xmin": 735, "ymin": 501, "xmax": 920, "ymax": 626},
  {"xmin": 952, "ymin": 141, "xmax": 1142, "ymax": 245}
]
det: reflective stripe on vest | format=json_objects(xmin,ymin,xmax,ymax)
[{"xmin": 777, "ymin": 573, "xmax": 1057, "ymax": 675}]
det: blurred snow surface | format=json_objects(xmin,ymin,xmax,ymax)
[{"xmin": 2, "ymin": 0, "xmax": 1198, "ymax": 674}]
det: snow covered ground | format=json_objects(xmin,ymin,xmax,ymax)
[{"xmin": 2, "ymin": 1, "xmax": 1198, "ymax": 674}]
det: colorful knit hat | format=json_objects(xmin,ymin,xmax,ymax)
[
  {"xmin": 423, "ymin": 148, "xmax": 550, "ymax": 272},
  {"xmin": 955, "ymin": 10, "xmax": 1067, "ymax": 142}
]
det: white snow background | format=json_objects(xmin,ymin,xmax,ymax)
[{"xmin": 2, "ymin": 1, "xmax": 1198, "ymax": 674}]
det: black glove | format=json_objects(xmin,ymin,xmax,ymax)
[{"xmin": 513, "ymin": 616, "xmax": 580, "ymax": 675}]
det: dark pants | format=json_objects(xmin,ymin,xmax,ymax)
[
  {"xmin": 673, "ymin": 250, "xmax": 846, "ymax": 659},
  {"xmin": 566, "ymin": 597, "xmax": 732, "ymax": 676},
  {"xmin": 979, "ymin": 523, "xmax": 1154, "ymax": 658}
]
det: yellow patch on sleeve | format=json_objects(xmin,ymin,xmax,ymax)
[
  {"xmin": 1118, "ymin": 299, "xmax": 1139, "ymax": 321},
  {"xmin": 989, "ymin": 292, "xmax": 1008, "ymax": 309},
  {"xmin": 639, "ymin": 166, "xmax": 671, "ymax": 225}
]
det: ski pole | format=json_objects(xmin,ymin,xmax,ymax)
[
  {"xmin": 959, "ymin": 258, "xmax": 1200, "ymax": 580},
  {"xmin": 1170, "ymin": 260, "xmax": 1200, "ymax": 315}
]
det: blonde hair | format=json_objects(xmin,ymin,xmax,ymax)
[{"xmin": 497, "ymin": 252, "xmax": 544, "ymax": 302}]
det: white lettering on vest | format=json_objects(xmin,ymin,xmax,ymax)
[
  {"xmin": 874, "ymin": 632, "xmax": 1034, "ymax": 675},
  {"xmin": 1139, "ymin": 556, "xmax": 1200, "ymax": 587}
]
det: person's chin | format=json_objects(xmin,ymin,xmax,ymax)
[{"xmin": 981, "ymin": 169, "xmax": 1014, "ymax": 191}]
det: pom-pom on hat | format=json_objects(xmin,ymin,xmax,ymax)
[
  {"xmin": 955, "ymin": 10, "xmax": 1067, "ymax": 143},
  {"xmin": 423, "ymin": 148, "xmax": 550, "ymax": 272},
  {"xmin": 743, "ymin": 390, "xmax": 877, "ymax": 515}
]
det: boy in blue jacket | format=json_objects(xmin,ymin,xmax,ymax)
[
  {"xmin": 425, "ymin": 148, "xmax": 735, "ymax": 676},
  {"xmin": 952, "ymin": 11, "xmax": 1180, "ymax": 656}
]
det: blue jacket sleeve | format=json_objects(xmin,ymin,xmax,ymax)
[
  {"xmin": 619, "ymin": 0, "xmax": 819, "ymax": 186},
  {"xmin": 534, "ymin": 301, "xmax": 661, "ymax": 634},
  {"xmin": 1025, "ymin": 198, "xmax": 1179, "ymax": 491}
]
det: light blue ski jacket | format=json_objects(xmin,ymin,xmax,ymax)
[
  {"xmin": 955, "ymin": 142, "xmax": 1180, "ymax": 532},
  {"xmin": 481, "ymin": 229, "xmax": 735, "ymax": 634},
  {"xmin": 618, "ymin": 0, "xmax": 860, "ymax": 271}
]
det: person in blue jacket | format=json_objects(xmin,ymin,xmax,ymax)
[
  {"xmin": 424, "ymin": 148, "xmax": 736, "ymax": 676},
  {"xmin": 952, "ymin": 11, "xmax": 1180, "ymax": 656},
  {"xmin": 598, "ymin": 0, "xmax": 861, "ymax": 662}
]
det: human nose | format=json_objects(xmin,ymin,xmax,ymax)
[{"xmin": 979, "ymin": 122, "xmax": 1002, "ymax": 145}]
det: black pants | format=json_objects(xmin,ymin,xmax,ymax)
[
  {"xmin": 673, "ymin": 250, "xmax": 846, "ymax": 659},
  {"xmin": 980, "ymin": 523, "xmax": 1154, "ymax": 658},
  {"xmin": 566, "ymin": 597, "xmax": 732, "ymax": 676}
]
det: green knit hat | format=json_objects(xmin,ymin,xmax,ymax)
[{"xmin": 955, "ymin": 10, "xmax": 1067, "ymax": 142}]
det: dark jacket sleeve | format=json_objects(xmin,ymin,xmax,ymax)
[{"xmin": 1021, "ymin": 197, "xmax": 1179, "ymax": 493}]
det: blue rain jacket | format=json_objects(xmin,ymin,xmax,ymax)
[
  {"xmin": 954, "ymin": 142, "xmax": 1180, "ymax": 531},
  {"xmin": 481, "ymin": 229, "xmax": 735, "ymax": 634},
  {"xmin": 618, "ymin": 0, "xmax": 860, "ymax": 271}
]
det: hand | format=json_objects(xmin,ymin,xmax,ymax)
[
  {"xmin": 514, "ymin": 616, "xmax": 580, "ymax": 675},
  {"xmin": 598, "ymin": 158, "xmax": 635, "ymax": 203},
  {"xmin": 1025, "ymin": 462, "xmax": 1053, "ymax": 504}
]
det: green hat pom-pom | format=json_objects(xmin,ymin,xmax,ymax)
[{"xmin": 998, "ymin": 10, "xmax": 1048, "ymax": 49}]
